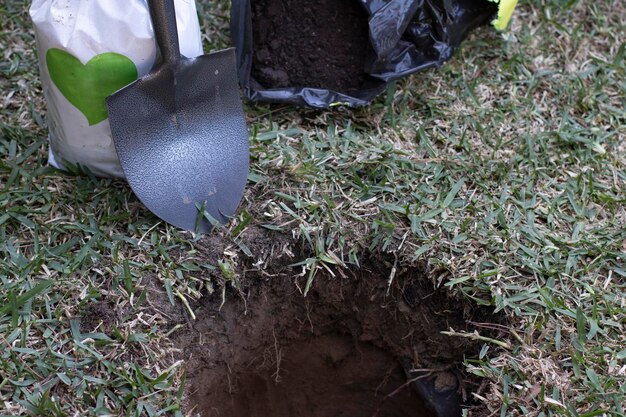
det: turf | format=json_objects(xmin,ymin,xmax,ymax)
[{"xmin": 1, "ymin": 0, "xmax": 625, "ymax": 416}]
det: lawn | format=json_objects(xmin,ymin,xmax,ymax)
[{"xmin": 1, "ymin": 0, "xmax": 624, "ymax": 416}]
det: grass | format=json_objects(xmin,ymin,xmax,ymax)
[{"xmin": 1, "ymin": 0, "xmax": 625, "ymax": 416}]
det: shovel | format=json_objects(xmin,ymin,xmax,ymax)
[{"xmin": 106, "ymin": 0, "xmax": 249, "ymax": 233}]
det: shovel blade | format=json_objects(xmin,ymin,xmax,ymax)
[{"xmin": 106, "ymin": 48, "xmax": 249, "ymax": 232}]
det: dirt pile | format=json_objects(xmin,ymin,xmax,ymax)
[{"xmin": 250, "ymin": 0, "xmax": 373, "ymax": 92}]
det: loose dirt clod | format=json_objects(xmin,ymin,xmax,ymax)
[
  {"xmin": 177, "ymin": 264, "xmax": 503, "ymax": 417},
  {"xmin": 250, "ymin": 0, "xmax": 374, "ymax": 92}
]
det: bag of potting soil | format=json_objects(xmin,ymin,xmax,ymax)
[
  {"xmin": 30, "ymin": 0, "xmax": 204, "ymax": 178},
  {"xmin": 230, "ymin": 0, "xmax": 517, "ymax": 108}
]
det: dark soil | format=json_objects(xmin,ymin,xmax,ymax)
[
  {"xmin": 80, "ymin": 300, "xmax": 118, "ymax": 334},
  {"xmin": 175, "ymin": 260, "xmax": 503, "ymax": 417},
  {"xmin": 206, "ymin": 332, "xmax": 428, "ymax": 417},
  {"xmin": 250, "ymin": 0, "xmax": 373, "ymax": 92},
  {"xmin": 80, "ymin": 274, "xmax": 188, "ymax": 335}
]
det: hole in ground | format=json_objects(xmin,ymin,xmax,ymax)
[
  {"xmin": 178, "ymin": 265, "xmax": 502, "ymax": 417},
  {"xmin": 219, "ymin": 333, "xmax": 428, "ymax": 417}
]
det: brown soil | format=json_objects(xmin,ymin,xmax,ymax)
[
  {"xmin": 211, "ymin": 333, "xmax": 427, "ymax": 417},
  {"xmin": 80, "ymin": 274, "xmax": 188, "ymax": 335},
  {"xmin": 176, "ymin": 260, "xmax": 502, "ymax": 417},
  {"xmin": 80, "ymin": 299, "xmax": 118, "ymax": 333},
  {"xmin": 250, "ymin": 0, "xmax": 374, "ymax": 92}
]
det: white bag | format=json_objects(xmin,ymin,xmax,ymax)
[{"xmin": 30, "ymin": 0, "xmax": 204, "ymax": 178}]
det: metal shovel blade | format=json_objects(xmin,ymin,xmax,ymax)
[{"xmin": 106, "ymin": 0, "xmax": 249, "ymax": 233}]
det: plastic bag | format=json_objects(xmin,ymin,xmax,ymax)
[
  {"xmin": 367, "ymin": 0, "xmax": 499, "ymax": 81},
  {"xmin": 30, "ymin": 0, "xmax": 203, "ymax": 178},
  {"xmin": 230, "ymin": 0, "xmax": 503, "ymax": 108}
]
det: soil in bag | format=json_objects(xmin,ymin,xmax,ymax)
[
  {"xmin": 250, "ymin": 0, "xmax": 378, "ymax": 94},
  {"xmin": 234, "ymin": 0, "xmax": 503, "ymax": 107}
]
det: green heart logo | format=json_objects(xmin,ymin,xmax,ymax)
[{"xmin": 46, "ymin": 48, "xmax": 138, "ymax": 126}]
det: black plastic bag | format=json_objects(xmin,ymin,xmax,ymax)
[
  {"xmin": 230, "ymin": 0, "xmax": 498, "ymax": 108},
  {"xmin": 367, "ymin": 0, "xmax": 498, "ymax": 81}
]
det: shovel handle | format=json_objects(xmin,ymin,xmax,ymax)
[{"xmin": 149, "ymin": 0, "xmax": 181, "ymax": 64}]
